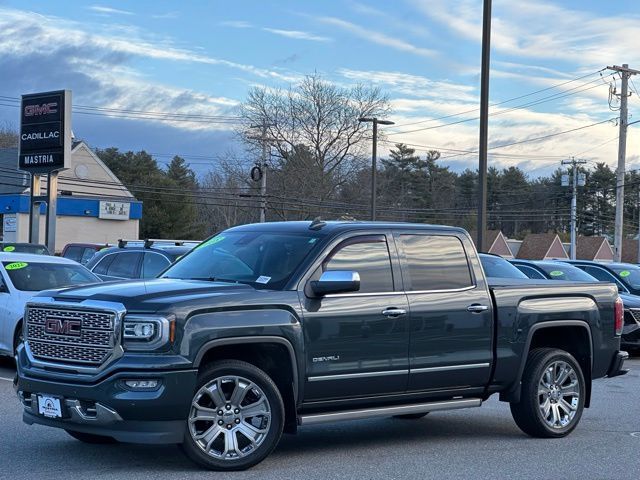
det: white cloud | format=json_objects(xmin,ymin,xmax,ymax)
[
  {"xmin": 88, "ymin": 5, "xmax": 133, "ymax": 16},
  {"xmin": 263, "ymin": 28, "xmax": 331, "ymax": 42},
  {"xmin": 219, "ymin": 20, "xmax": 252, "ymax": 29},
  {"xmin": 314, "ymin": 16, "xmax": 437, "ymax": 58}
]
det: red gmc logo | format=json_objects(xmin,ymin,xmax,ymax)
[
  {"xmin": 44, "ymin": 317, "xmax": 82, "ymax": 336},
  {"xmin": 24, "ymin": 102, "xmax": 58, "ymax": 116}
]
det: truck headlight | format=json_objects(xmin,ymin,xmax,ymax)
[{"xmin": 123, "ymin": 315, "xmax": 174, "ymax": 351}]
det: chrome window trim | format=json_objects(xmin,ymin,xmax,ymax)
[
  {"xmin": 324, "ymin": 285, "xmax": 477, "ymax": 298},
  {"xmin": 308, "ymin": 369, "xmax": 408, "ymax": 382},
  {"xmin": 410, "ymin": 363, "xmax": 490, "ymax": 374},
  {"xmin": 24, "ymin": 297, "xmax": 126, "ymax": 374}
]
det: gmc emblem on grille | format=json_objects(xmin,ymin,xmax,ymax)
[{"xmin": 44, "ymin": 317, "xmax": 82, "ymax": 336}]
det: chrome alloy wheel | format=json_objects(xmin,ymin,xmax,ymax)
[
  {"xmin": 189, "ymin": 375, "xmax": 271, "ymax": 460},
  {"xmin": 538, "ymin": 360, "xmax": 580, "ymax": 429}
]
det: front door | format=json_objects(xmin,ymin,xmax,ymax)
[
  {"xmin": 300, "ymin": 234, "xmax": 410, "ymax": 401},
  {"xmin": 394, "ymin": 232, "xmax": 493, "ymax": 394}
]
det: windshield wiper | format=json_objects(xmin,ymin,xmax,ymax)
[{"xmin": 188, "ymin": 277, "xmax": 243, "ymax": 284}]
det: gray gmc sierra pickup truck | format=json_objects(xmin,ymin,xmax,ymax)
[{"xmin": 15, "ymin": 221, "xmax": 628, "ymax": 470}]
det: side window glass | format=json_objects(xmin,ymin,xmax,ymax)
[
  {"xmin": 64, "ymin": 246, "xmax": 82, "ymax": 262},
  {"xmin": 92, "ymin": 255, "xmax": 115, "ymax": 275},
  {"xmin": 106, "ymin": 252, "xmax": 141, "ymax": 278},
  {"xmin": 324, "ymin": 236, "xmax": 394, "ymax": 293},
  {"xmin": 142, "ymin": 253, "xmax": 170, "ymax": 279},
  {"xmin": 399, "ymin": 235, "xmax": 473, "ymax": 290},
  {"xmin": 583, "ymin": 266, "xmax": 626, "ymax": 291},
  {"xmin": 516, "ymin": 265, "xmax": 546, "ymax": 279},
  {"xmin": 80, "ymin": 248, "xmax": 97, "ymax": 264}
]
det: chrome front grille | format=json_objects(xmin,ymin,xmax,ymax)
[{"xmin": 25, "ymin": 306, "xmax": 116, "ymax": 367}]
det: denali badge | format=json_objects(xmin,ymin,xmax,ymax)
[
  {"xmin": 44, "ymin": 317, "xmax": 82, "ymax": 336},
  {"xmin": 312, "ymin": 355, "xmax": 340, "ymax": 363}
]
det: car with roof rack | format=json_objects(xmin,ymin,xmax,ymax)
[
  {"xmin": 84, "ymin": 238, "xmax": 198, "ymax": 281},
  {"xmin": 15, "ymin": 221, "xmax": 628, "ymax": 471}
]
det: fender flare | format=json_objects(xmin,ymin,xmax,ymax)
[
  {"xmin": 502, "ymin": 320, "xmax": 593, "ymax": 404},
  {"xmin": 193, "ymin": 335, "xmax": 300, "ymax": 403}
]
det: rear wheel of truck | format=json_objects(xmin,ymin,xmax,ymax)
[
  {"xmin": 181, "ymin": 360, "xmax": 285, "ymax": 471},
  {"xmin": 65, "ymin": 430, "xmax": 118, "ymax": 444},
  {"xmin": 510, "ymin": 348, "xmax": 585, "ymax": 438}
]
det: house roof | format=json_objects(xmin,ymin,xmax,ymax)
[
  {"xmin": 622, "ymin": 239, "xmax": 638, "ymax": 264},
  {"xmin": 576, "ymin": 236, "xmax": 612, "ymax": 260},
  {"xmin": 516, "ymin": 233, "xmax": 568, "ymax": 260},
  {"xmin": 470, "ymin": 230, "xmax": 500, "ymax": 250}
]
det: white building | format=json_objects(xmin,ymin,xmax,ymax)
[{"xmin": 0, "ymin": 141, "xmax": 141, "ymax": 252}]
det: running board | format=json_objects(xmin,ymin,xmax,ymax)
[{"xmin": 298, "ymin": 398, "xmax": 482, "ymax": 426}]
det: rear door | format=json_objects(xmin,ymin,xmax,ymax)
[
  {"xmin": 300, "ymin": 233, "xmax": 410, "ymax": 401},
  {"xmin": 395, "ymin": 232, "xmax": 493, "ymax": 393}
]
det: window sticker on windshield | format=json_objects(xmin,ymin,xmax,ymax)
[
  {"xmin": 3, "ymin": 246, "xmax": 15, "ymax": 252},
  {"xmin": 620, "ymin": 270, "xmax": 631, "ymax": 278},
  {"xmin": 5, "ymin": 262, "xmax": 28, "ymax": 270},
  {"xmin": 549, "ymin": 270, "xmax": 564, "ymax": 277},
  {"xmin": 199, "ymin": 236, "xmax": 225, "ymax": 249},
  {"xmin": 256, "ymin": 276, "xmax": 271, "ymax": 284}
]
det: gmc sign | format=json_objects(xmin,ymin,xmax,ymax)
[{"xmin": 44, "ymin": 317, "xmax": 82, "ymax": 337}]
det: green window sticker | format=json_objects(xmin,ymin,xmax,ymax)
[
  {"xmin": 199, "ymin": 236, "xmax": 225, "ymax": 249},
  {"xmin": 620, "ymin": 270, "xmax": 631, "ymax": 278},
  {"xmin": 549, "ymin": 270, "xmax": 564, "ymax": 277},
  {"xmin": 5, "ymin": 262, "xmax": 28, "ymax": 270},
  {"xmin": 3, "ymin": 246, "xmax": 15, "ymax": 252}
]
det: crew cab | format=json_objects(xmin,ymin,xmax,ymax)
[{"xmin": 14, "ymin": 221, "xmax": 628, "ymax": 471}]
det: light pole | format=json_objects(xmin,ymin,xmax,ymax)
[{"xmin": 359, "ymin": 117, "xmax": 394, "ymax": 221}]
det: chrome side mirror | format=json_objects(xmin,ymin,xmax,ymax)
[{"xmin": 310, "ymin": 270, "xmax": 360, "ymax": 296}]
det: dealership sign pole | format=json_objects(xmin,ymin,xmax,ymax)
[{"xmin": 18, "ymin": 90, "xmax": 72, "ymax": 254}]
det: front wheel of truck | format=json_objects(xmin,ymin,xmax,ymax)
[
  {"xmin": 181, "ymin": 360, "xmax": 285, "ymax": 471},
  {"xmin": 510, "ymin": 348, "xmax": 585, "ymax": 438}
]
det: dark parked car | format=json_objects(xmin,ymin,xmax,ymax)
[
  {"xmin": 16, "ymin": 221, "xmax": 627, "ymax": 471},
  {"xmin": 61, "ymin": 243, "xmax": 111, "ymax": 265},
  {"xmin": 84, "ymin": 239, "xmax": 196, "ymax": 281},
  {"xmin": 511, "ymin": 259, "xmax": 640, "ymax": 351},
  {"xmin": 0, "ymin": 242, "xmax": 50, "ymax": 255},
  {"xmin": 479, "ymin": 253, "xmax": 528, "ymax": 279}
]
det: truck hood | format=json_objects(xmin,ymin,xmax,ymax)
[{"xmin": 35, "ymin": 278, "xmax": 255, "ymax": 313}]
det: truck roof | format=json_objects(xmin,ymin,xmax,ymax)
[{"xmin": 225, "ymin": 220, "xmax": 468, "ymax": 236}]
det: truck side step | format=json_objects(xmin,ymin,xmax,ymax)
[{"xmin": 298, "ymin": 398, "xmax": 482, "ymax": 425}]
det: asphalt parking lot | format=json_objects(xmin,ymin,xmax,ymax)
[{"xmin": 1, "ymin": 356, "xmax": 639, "ymax": 480}]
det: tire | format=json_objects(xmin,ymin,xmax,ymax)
[
  {"xmin": 393, "ymin": 412, "xmax": 429, "ymax": 420},
  {"xmin": 13, "ymin": 322, "xmax": 23, "ymax": 355},
  {"xmin": 65, "ymin": 430, "xmax": 118, "ymax": 444},
  {"xmin": 510, "ymin": 348, "xmax": 585, "ymax": 438},
  {"xmin": 180, "ymin": 360, "xmax": 285, "ymax": 471}
]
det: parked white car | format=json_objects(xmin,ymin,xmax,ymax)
[{"xmin": 0, "ymin": 253, "xmax": 101, "ymax": 356}]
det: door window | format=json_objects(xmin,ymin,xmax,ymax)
[
  {"xmin": 323, "ymin": 235, "xmax": 394, "ymax": 293},
  {"xmin": 399, "ymin": 235, "xmax": 473, "ymax": 291},
  {"xmin": 63, "ymin": 246, "xmax": 82, "ymax": 262},
  {"xmin": 92, "ymin": 255, "xmax": 115, "ymax": 275},
  {"xmin": 142, "ymin": 252, "xmax": 170, "ymax": 278},
  {"xmin": 105, "ymin": 252, "xmax": 142, "ymax": 278},
  {"xmin": 581, "ymin": 266, "xmax": 628, "ymax": 292},
  {"xmin": 514, "ymin": 265, "xmax": 546, "ymax": 280}
]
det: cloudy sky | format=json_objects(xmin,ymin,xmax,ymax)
[{"xmin": 1, "ymin": 0, "xmax": 639, "ymax": 176}]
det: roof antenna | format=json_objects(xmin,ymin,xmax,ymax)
[{"xmin": 309, "ymin": 217, "xmax": 326, "ymax": 230}]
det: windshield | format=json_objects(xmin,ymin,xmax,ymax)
[
  {"xmin": 1, "ymin": 243, "xmax": 49, "ymax": 255},
  {"xmin": 538, "ymin": 264, "xmax": 597, "ymax": 282},
  {"xmin": 611, "ymin": 266, "xmax": 640, "ymax": 289},
  {"xmin": 3, "ymin": 261, "xmax": 100, "ymax": 291},
  {"xmin": 161, "ymin": 231, "xmax": 322, "ymax": 289},
  {"xmin": 480, "ymin": 255, "xmax": 528, "ymax": 279}
]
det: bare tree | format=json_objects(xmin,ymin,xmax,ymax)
[
  {"xmin": 239, "ymin": 74, "xmax": 390, "ymax": 205},
  {"xmin": 0, "ymin": 122, "xmax": 18, "ymax": 148}
]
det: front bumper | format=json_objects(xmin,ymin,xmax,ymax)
[
  {"xmin": 15, "ymin": 347, "xmax": 198, "ymax": 444},
  {"xmin": 607, "ymin": 350, "xmax": 629, "ymax": 378}
]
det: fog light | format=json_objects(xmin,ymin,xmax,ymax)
[{"xmin": 124, "ymin": 379, "xmax": 159, "ymax": 390}]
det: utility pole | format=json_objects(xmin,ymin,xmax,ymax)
[
  {"xmin": 249, "ymin": 121, "xmax": 273, "ymax": 223},
  {"xmin": 608, "ymin": 64, "xmax": 639, "ymax": 261},
  {"xmin": 561, "ymin": 158, "xmax": 587, "ymax": 260},
  {"xmin": 358, "ymin": 117, "xmax": 395, "ymax": 220},
  {"xmin": 477, "ymin": 0, "xmax": 492, "ymax": 252}
]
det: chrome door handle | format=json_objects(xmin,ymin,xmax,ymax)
[
  {"xmin": 467, "ymin": 304, "xmax": 489, "ymax": 313},
  {"xmin": 382, "ymin": 308, "xmax": 407, "ymax": 317}
]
